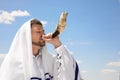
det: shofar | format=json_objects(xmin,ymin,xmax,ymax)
[{"xmin": 52, "ymin": 12, "xmax": 68, "ymax": 38}]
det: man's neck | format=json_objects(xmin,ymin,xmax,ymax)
[{"xmin": 32, "ymin": 45, "xmax": 41, "ymax": 57}]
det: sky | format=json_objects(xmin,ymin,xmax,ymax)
[{"xmin": 0, "ymin": 0, "xmax": 120, "ymax": 80}]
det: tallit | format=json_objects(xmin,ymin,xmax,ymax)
[{"xmin": 0, "ymin": 19, "xmax": 82, "ymax": 80}]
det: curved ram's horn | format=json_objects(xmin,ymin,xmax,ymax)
[{"xmin": 52, "ymin": 12, "xmax": 68, "ymax": 38}]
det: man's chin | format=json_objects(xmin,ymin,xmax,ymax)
[{"xmin": 39, "ymin": 43, "xmax": 45, "ymax": 47}]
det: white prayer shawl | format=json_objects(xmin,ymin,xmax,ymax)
[{"xmin": 0, "ymin": 19, "xmax": 81, "ymax": 80}]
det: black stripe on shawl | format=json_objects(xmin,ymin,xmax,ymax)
[
  {"xmin": 75, "ymin": 62, "xmax": 79, "ymax": 80},
  {"xmin": 45, "ymin": 73, "xmax": 53, "ymax": 79},
  {"xmin": 31, "ymin": 77, "xmax": 41, "ymax": 80}
]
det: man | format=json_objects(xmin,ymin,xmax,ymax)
[{"xmin": 0, "ymin": 19, "xmax": 81, "ymax": 80}]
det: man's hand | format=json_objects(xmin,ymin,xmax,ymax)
[{"xmin": 42, "ymin": 33, "xmax": 62, "ymax": 48}]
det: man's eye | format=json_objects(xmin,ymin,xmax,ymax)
[{"xmin": 36, "ymin": 32, "xmax": 40, "ymax": 33}]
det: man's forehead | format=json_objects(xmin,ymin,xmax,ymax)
[{"xmin": 32, "ymin": 24, "xmax": 43, "ymax": 30}]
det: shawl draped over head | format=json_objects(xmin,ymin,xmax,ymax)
[{"xmin": 0, "ymin": 19, "xmax": 81, "ymax": 80}]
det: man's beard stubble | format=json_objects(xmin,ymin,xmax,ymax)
[{"xmin": 32, "ymin": 41, "xmax": 45, "ymax": 47}]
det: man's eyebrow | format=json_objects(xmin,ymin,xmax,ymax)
[{"xmin": 36, "ymin": 30, "xmax": 44, "ymax": 32}]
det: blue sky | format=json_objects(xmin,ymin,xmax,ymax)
[{"xmin": 0, "ymin": 0, "xmax": 120, "ymax": 80}]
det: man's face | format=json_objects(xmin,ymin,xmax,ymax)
[{"xmin": 31, "ymin": 24, "xmax": 45, "ymax": 47}]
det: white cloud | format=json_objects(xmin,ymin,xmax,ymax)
[
  {"xmin": 81, "ymin": 70, "xmax": 88, "ymax": 74},
  {"xmin": 118, "ymin": 51, "xmax": 120, "ymax": 55},
  {"xmin": 0, "ymin": 10, "xmax": 30, "ymax": 24},
  {"xmin": 106, "ymin": 61, "xmax": 120, "ymax": 67},
  {"xmin": 41, "ymin": 21, "xmax": 48, "ymax": 26},
  {"xmin": 101, "ymin": 69, "xmax": 117, "ymax": 74},
  {"xmin": 0, "ymin": 53, "xmax": 7, "ymax": 59}
]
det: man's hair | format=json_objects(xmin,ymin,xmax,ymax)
[{"xmin": 31, "ymin": 19, "xmax": 42, "ymax": 28}]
